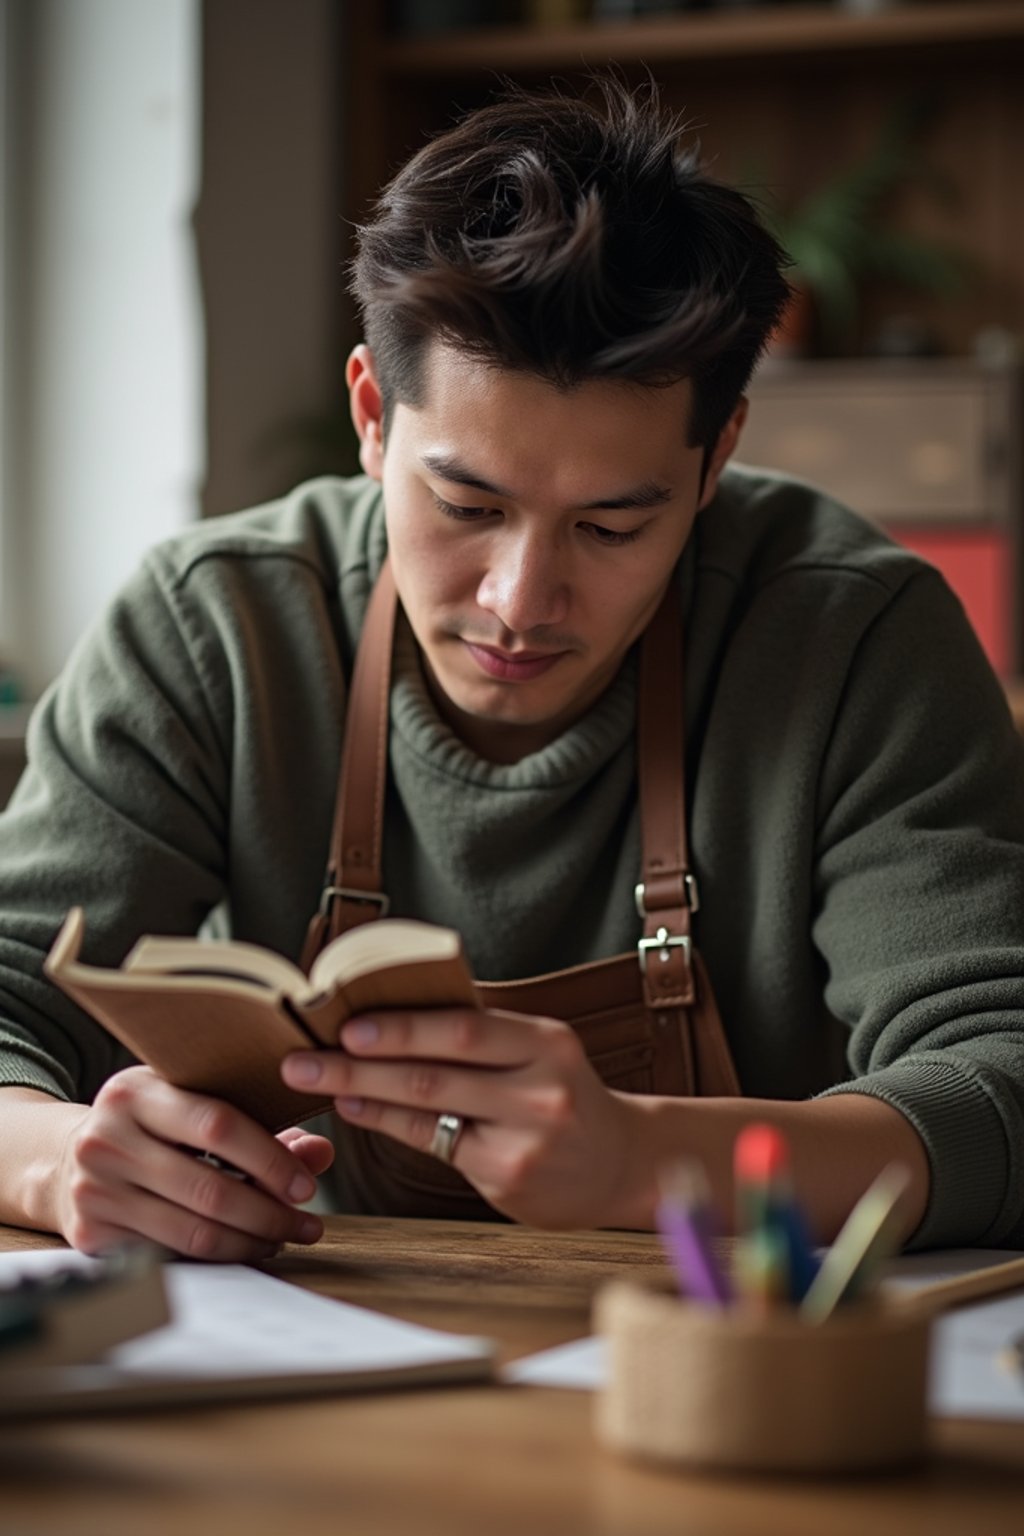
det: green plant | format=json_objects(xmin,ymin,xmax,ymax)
[{"xmin": 758, "ymin": 97, "xmax": 966, "ymax": 351}]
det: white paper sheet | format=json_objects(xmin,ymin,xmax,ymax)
[
  {"xmin": 930, "ymin": 1293, "xmax": 1024, "ymax": 1420},
  {"xmin": 0, "ymin": 1247, "xmax": 493, "ymax": 1409},
  {"xmin": 880, "ymin": 1248, "xmax": 1024, "ymax": 1295},
  {"xmin": 503, "ymin": 1334, "xmax": 607, "ymax": 1390},
  {"xmin": 501, "ymin": 1249, "xmax": 1024, "ymax": 1418}
]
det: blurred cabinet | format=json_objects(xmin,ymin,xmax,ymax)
[{"xmin": 743, "ymin": 361, "xmax": 1022, "ymax": 675}]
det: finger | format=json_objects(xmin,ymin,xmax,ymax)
[
  {"xmin": 289, "ymin": 1045, "xmax": 581, "ymax": 1135},
  {"xmin": 330, "ymin": 1056, "xmax": 580, "ymax": 1142},
  {"xmin": 118, "ymin": 1074, "xmax": 321, "ymax": 1207},
  {"xmin": 332, "ymin": 1100, "xmax": 543, "ymax": 1216},
  {"xmin": 334, "ymin": 1096, "xmax": 476, "ymax": 1170},
  {"xmin": 76, "ymin": 1181, "xmax": 291, "ymax": 1264},
  {"xmin": 276, "ymin": 1126, "xmax": 310, "ymax": 1149},
  {"xmin": 276, "ymin": 1129, "xmax": 336, "ymax": 1177},
  {"xmin": 286, "ymin": 1050, "xmax": 541, "ymax": 1125},
  {"xmin": 64, "ymin": 1215, "xmax": 156, "ymax": 1258},
  {"xmin": 81, "ymin": 1129, "xmax": 324, "ymax": 1248},
  {"xmin": 337, "ymin": 1008, "xmax": 562, "ymax": 1068}
]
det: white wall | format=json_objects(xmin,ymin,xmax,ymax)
[{"xmin": 4, "ymin": 0, "xmax": 202, "ymax": 695}]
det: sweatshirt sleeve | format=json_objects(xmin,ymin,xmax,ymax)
[
  {"xmin": 811, "ymin": 567, "xmax": 1024, "ymax": 1249},
  {"xmin": 0, "ymin": 553, "xmax": 230, "ymax": 1102}
]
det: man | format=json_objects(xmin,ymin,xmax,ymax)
[{"xmin": 1, "ymin": 80, "xmax": 1022, "ymax": 1260}]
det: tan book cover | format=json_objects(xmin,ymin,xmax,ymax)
[{"xmin": 45, "ymin": 909, "xmax": 479, "ymax": 1130}]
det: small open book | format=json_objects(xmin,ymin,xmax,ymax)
[{"xmin": 45, "ymin": 908, "xmax": 478, "ymax": 1130}]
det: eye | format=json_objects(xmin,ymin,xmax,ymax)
[
  {"xmin": 430, "ymin": 493, "xmax": 497, "ymax": 523},
  {"xmin": 581, "ymin": 522, "xmax": 645, "ymax": 547}
]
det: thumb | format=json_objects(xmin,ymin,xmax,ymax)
[{"xmin": 277, "ymin": 1127, "xmax": 336, "ymax": 1177}]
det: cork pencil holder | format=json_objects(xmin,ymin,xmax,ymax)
[{"xmin": 593, "ymin": 1278, "xmax": 932, "ymax": 1475}]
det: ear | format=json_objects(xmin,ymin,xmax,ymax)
[
  {"xmin": 346, "ymin": 344, "xmax": 385, "ymax": 481},
  {"xmin": 697, "ymin": 397, "xmax": 748, "ymax": 511}
]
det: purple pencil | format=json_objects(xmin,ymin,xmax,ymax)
[{"xmin": 655, "ymin": 1162, "xmax": 733, "ymax": 1306}]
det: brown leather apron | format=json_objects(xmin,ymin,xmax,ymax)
[{"xmin": 301, "ymin": 560, "xmax": 740, "ymax": 1218}]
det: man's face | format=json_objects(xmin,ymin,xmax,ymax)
[{"xmin": 352, "ymin": 342, "xmax": 727, "ymax": 763}]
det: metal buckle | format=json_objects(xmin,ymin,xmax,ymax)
[
  {"xmin": 637, "ymin": 927, "xmax": 692, "ymax": 974},
  {"xmin": 633, "ymin": 873, "xmax": 700, "ymax": 918},
  {"xmin": 318, "ymin": 885, "xmax": 390, "ymax": 918}
]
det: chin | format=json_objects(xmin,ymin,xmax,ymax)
[
  {"xmin": 456, "ymin": 680, "xmax": 559, "ymax": 727},
  {"xmin": 459, "ymin": 688, "xmax": 543, "ymax": 724}
]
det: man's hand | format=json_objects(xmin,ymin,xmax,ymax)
[
  {"xmin": 277, "ymin": 1013, "xmax": 933, "ymax": 1242},
  {"xmin": 54, "ymin": 1066, "xmax": 334, "ymax": 1259},
  {"xmin": 281, "ymin": 1009, "xmax": 641, "ymax": 1229}
]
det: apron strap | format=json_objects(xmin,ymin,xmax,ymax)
[
  {"xmin": 299, "ymin": 560, "xmax": 398, "ymax": 972},
  {"xmin": 634, "ymin": 576, "xmax": 698, "ymax": 1011},
  {"xmin": 301, "ymin": 558, "xmax": 699, "ymax": 1017}
]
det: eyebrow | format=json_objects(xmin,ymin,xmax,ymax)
[{"xmin": 419, "ymin": 452, "xmax": 673, "ymax": 513}]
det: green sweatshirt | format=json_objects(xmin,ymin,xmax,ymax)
[{"xmin": 2, "ymin": 465, "xmax": 1023, "ymax": 1248}]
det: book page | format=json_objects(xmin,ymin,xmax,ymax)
[
  {"xmin": 46, "ymin": 908, "xmax": 316, "ymax": 1006},
  {"xmin": 125, "ymin": 937, "xmax": 311, "ymax": 999},
  {"xmin": 310, "ymin": 919, "xmax": 463, "ymax": 993}
]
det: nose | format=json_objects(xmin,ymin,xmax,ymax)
[{"xmin": 476, "ymin": 530, "xmax": 570, "ymax": 637}]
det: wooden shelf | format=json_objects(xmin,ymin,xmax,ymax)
[{"xmin": 381, "ymin": 1, "xmax": 1024, "ymax": 76}]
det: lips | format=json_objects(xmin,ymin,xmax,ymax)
[{"xmin": 463, "ymin": 641, "xmax": 566, "ymax": 682}]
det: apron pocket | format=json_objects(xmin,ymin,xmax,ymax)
[{"xmin": 585, "ymin": 1038, "xmax": 656, "ymax": 1094}]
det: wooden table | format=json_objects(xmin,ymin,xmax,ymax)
[{"xmin": 2, "ymin": 1217, "xmax": 1023, "ymax": 1536}]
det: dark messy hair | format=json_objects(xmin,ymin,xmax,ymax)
[{"xmin": 350, "ymin": 77, "xmax": 791, "ymax": 454}]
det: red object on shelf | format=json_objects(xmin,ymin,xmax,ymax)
[{"xmin": 886, "ymin": 527, "xmax": 1013, "ymax": 678}]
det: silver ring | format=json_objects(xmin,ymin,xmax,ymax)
[{"xmin": 428, "ymin": 1111, "xmax": 464, "ymax": 1165}]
